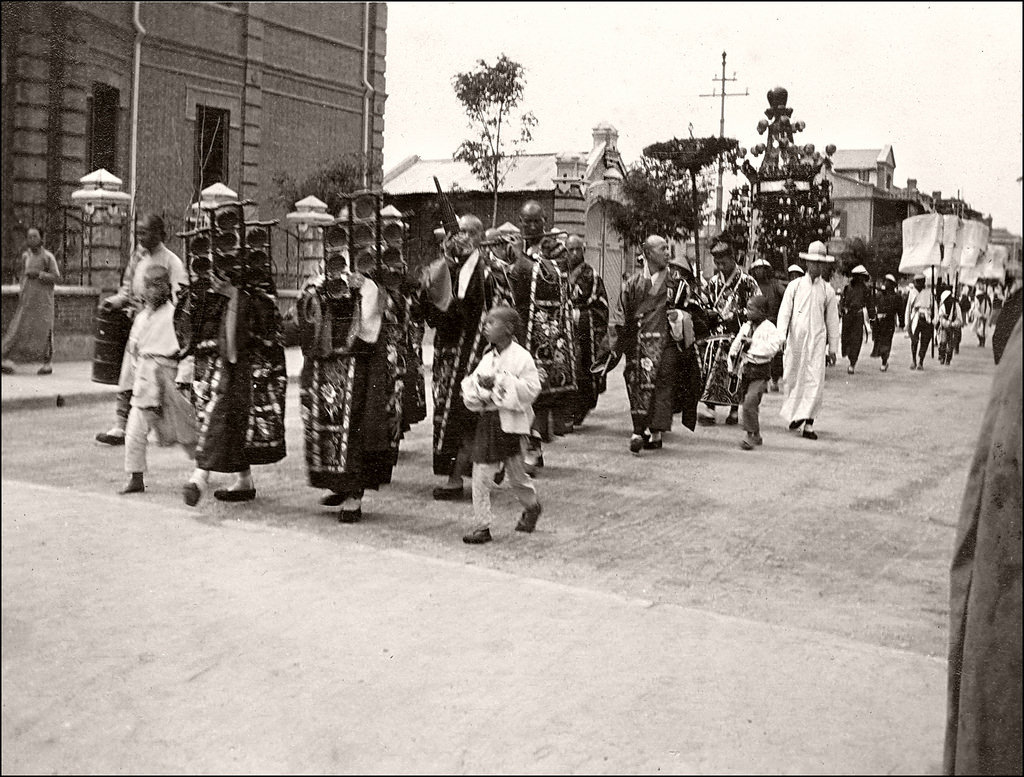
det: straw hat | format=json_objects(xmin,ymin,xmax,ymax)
[
  {"xmin": 850, "ymin": 264, "xmax": 869, "ymax": 276},
  {"xmin": 798, "ymin": 240, "xmax": 836, "ymax": 263}
]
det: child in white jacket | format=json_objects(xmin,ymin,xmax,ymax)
[
  {"xmin": 728, "ymin": 294, "xmax": 785, "ymax": 450},
  {"xmin": 460, "ymin": 306, "xmax": 542, "ymax": 544}
]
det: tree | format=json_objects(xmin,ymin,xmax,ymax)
[
  {"xmin": 271, "ymin": 153, "xmax": 378, "ymax": 216},
  {"xmin": 870, "ymin": 224, "xmax": 903, "ymax": 278},
  {"xmin": 609, "ymin": 136, "xmax": 739, "ymax": 267},
  {"xmin": 452, "ymin": 54, "xmax": 537, "ymax": 227}
]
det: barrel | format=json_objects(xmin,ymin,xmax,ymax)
[{"xmin": 92, "ymin": 306, "xmax": 132, "ymax": 385}]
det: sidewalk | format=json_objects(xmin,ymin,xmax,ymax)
[
  {"xmin": 1, "ymin": 479, "xmax": 946, "ymax": 775},
  {"xmin": 0, "ymin": 347, "xmax": 307, "ymax": 412}
]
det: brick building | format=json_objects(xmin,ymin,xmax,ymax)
[{"xmin": 1, "ymin": 1, "xmax": 388, "ymax": 286}]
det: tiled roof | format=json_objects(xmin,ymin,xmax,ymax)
[{"xmin": 830, "ymin": 147, "xmax": 893, "ymax": 172}]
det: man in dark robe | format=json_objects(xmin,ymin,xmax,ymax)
[
  {"xmin": 561, "ymin": 234, "xmax": 609, "ymax": 426},
  {"xmin": 603, "ymin": 235, "xmax": 702, "ymax": 454},
  {"xmin": 944, "ymin": 319, "xmax": 1021, "ymax": 775},
  {"xmin": 840, "ymin": 265, "xmax": 872, "ymax": 374},
  {"xmin": 423, "ymin": 214, "xmax": 514, "ymax": 500},
  {"xmin": 506, "ymin": 201, "xmax": 577, "ymax": 473},
  {"xmin": 870, "ymin": 273, "xmax": 902, "ymax": 372}
]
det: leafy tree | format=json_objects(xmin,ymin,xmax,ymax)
[
  {"xmin": 452, "ymin": 54, "xmax": 538, "ymax": 227},
  {"xmin": 271, "ymin": 153, "xmax": 378, "ymax": 216},
  {"xmin": 609, "ymin": 136, "xmax": 739, "ymax": 265},
  {"xmin": 869, "ymin": 224, "xmax": 903, "ymax": 278}
]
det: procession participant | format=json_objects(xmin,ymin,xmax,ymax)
[
  {"xmin": 905, "ymin": 273, "xmax": 934, "ymax": 371},
  {"xmin": 944, "ymin": 320, "xmax": 1022, "ymax": 776},
  {"xmin": 298, "ymin": 249, "xmax": 405, "ymax": 523},
  {"xmin": 1, "ymin": 227, "xmax": 59, "ymax": 376},
  {"xmin": 118, "ymin": 265, "xmax": 197, "ymax": 495},
  {"xmin": 603, "ymin": 235, "xmax": 699, "ymax": 454},
  {"xmin": 728, "ymin": 294, "xmax": 785, "ymax": 451},
  {"xmin": 460, "ymin": 306, "xmax": 543, "ymax": 545},
  {"xmin": 936, "ymin": 289, "xmax": 964, "ymax": 366},
  {"xmin": 561, "ymin": 234, "xmax": 609, "ymax": 427},
  {"xmin": 181, "ymin": 256, "xmax": 287, "ymax": 507},
  {"xmin": 870, "ymin": 274, "xmax": 901, "ymax": 372},
  {"xmin": 991, "ymin": 284, "xmax": 1021, "ymax": 366},
  {"xmin": 840, "ymin": 265, "xmax": 872, "ymax": 375},
  {"xmin": 423, "ymin": 214, "xmax": 514, "ymax": 501},
  {"xmin": 96, "ymin": 214, "xmax": 188, "ymax": 446},
  {"xmin": 787, "ymin": 264, "xmax": 805, "ymax": 283},
  {"xmin": 506, "ymin": 200, "xmax": 577, "ymax": 472},
  {"xmin": 749, "ymin": 257, "xmax": 787, "ymax": 391},
  {"xmin": 697, "ymin": 237, "xmax": 760, "ymax": 426},
  {"xmin": 777, "ymin": 240, "xmax": 841, "ymax": 441},
  {"xmin": 968, "ymin": 285, "xmax": 992, "ymax": 347}
]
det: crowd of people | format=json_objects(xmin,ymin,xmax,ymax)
[{"xmin": 4, "ymin": 198, "xmax": 1004, "ymax": 545}]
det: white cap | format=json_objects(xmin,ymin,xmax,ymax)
[
  {"xmin": 750, "ymin": 258, "xmax": 772, "ymax": 269},
  {"xmin": 884, "ymin": 273, "xmax": 896, "ymax": 283},
  {"xmin": 787, "ymin": 264, "xmax": 805, "ymax": 274},
  {"xmin": 851, "ymin": 264, "xmax": 869, "ymax": 275}
]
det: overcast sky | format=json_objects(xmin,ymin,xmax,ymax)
[{"xmin": 382, "ymin": 1, "xmax": 1023, "ymax": 232}]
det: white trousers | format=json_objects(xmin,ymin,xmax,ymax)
[{"xmin": 471, "ymin": 453, "xmax": 538, "ymax": 527}]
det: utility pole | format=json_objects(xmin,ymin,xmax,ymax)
[{"xmin": 700, "ymin": 51, "xmax": 748, "ymax": 232}]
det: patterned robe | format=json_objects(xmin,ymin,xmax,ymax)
[
  {"xmin": 176, "ymin": 282, "xmax": 287, "ymax": 472},
  {"xmin": 566, "ymin": 260, "xmax": 609, "ymax": 423},
  {"xmin": 425, "ymin": 255, "xmax": 514, "ymax": 476},
  {"xmin": 400, "ymin": 281, "xmax": 428, "ymax": 433},
  {"xmin": 299, "ymin": 278, "xmax": 404, "ymax": 494},
  {"xmin": 608, "ymin": 271, "xmax": 702, "ymax": 433},
  {"xmin": 508, "ymin": 242, "xmax": 578, "ymax": 437}
]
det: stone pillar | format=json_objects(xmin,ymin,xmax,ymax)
[
  {"xmin": 70, "ymin": 169, "xmax": 131, "ymax": 292},
  {"xmin": 553, "ymin": 152, "xmax": 587, "ymax": 236},
  {"xmin": 286, "ymin": 196, "xmax": 334, "ymax": 285}
]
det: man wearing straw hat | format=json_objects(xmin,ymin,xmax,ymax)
[
  {"xmin": 777, "ymin": 240, "xmax": 841, "ymax": 440},
  {"xmin": 840, "ymin": 264, "xmax": 872, "ymax": 375},
  {"xmin": 870, "ymin": 273, "xmax": 902, "ymax": 372},
  {"xmin": 905, "ymin": 274, "xmax": 934, "ymax": 371}
]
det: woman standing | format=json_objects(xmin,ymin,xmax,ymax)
[{"xmin": 2, "ymin": 227, "xmax": 60, "ymax": 375}]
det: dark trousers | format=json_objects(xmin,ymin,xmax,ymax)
[
  {"xmin": 841, "ymin": 313, "xmax": 864, "ymax": 367},
  {"xmin": 910, "ymin": 322, "xmax": 933, "ymax": 365}
]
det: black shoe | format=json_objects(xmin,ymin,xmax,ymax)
[
  {"xmin": 463, "ymin": 526, "xmax": 493, "ymax": 544},
  {"xmin": 119, "ymin": 476, "xmax": 145, "ymax": 494},
  {"xmin": 697, "ymin": 415, "xmax": 716, "ymax": 427},
  {"xmin": 183, "ymin": 482, "xmax": 202, "ymax": 507},
  {"xmin": 432, "ymin": 485, "xmax": 465, "ymax": 501},
  {"xmin": 725, "ymin": 413, "xmax": 739, "ymax": 426},
  {"xmin": 515, "ymin": 503, "xmax": 542, "ymax": 533},
  {"xmin": 802, "ymin": 429, "xmax": 818, "ymax": 441},
  {"xmin": 493, "ymin": 468, "xmax": 506, "ymax": 486},
  {"xmin": 788, "ymin": 419, "xmax": 804, "ymax": 431},
  {"xmin": 338, "ymin": 507, "xmax": 361, "ymax": 524},
  {"xmin": 629, "ymin": 435, "xmax": 644, "ymax": 454},
  {"xmin": 321, "ymin": 493, "xmax": 344, "ymax": 507},
  {"xmin": 213, "ymin": 488, "xmax": 256, "ymax": 502},
  {"xmin": 96, "ymin": 432, "xmax": 126, "ymax": 446},
  {"xmin": 642, "ymin": 437, "xmax": 663, "ymax": 450}
]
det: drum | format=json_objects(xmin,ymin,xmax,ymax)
[
  {"xmin": 92, "ymin": 306, "xmax": 132, "ymax": 385},
  {"xmin": 698, "ymin": 335, "xmax": 742, "ymax": 407}
]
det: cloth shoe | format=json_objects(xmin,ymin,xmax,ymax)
[
  {"xmin": 629, "ymin": 434, "xmax": 644, "ymax": 454},
  {"xmin": 338, "ymin": 507, "xmax": 361, "ymax": 524},
  {"xmin": 802, "ymin": 429, "xmax": 818, "ymax": 441},
  {"xmin": 182, "ymin": 482, "xmax": 202, "ymax": 507},
  {"xmin": 321, "ymin": 493, "xmax": 344, "ymax": 507},
  {"xmin": 96, "ymin": 430, "xmax": 126, "ymax": 446},
  {"xmin": 725, "ymin": 410, "xmax": 739, "ymax": 425},
  {"xmin": 37, "ymin": 364, "xmax": 52, "ymax": 375},
  {"xmin": 515, "ymin": 503, "xmax": 542, "ymax": 533},
  {"xmin": 213, "ymin": 488, "xmax": 256, "ymax": 502},
  {"xmin": 119, "ymin": 474, "xmax": 145, "ymax": 494},
  {"xmin": 463, "ymin": 526, "xmax": 492, "ymax": 544},
  {"xmin": 432, "ymin": 484, "xmax": 465, "ymax": 501}
]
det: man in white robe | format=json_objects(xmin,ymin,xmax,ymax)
[{"xmin": 777, "ymin": 240, "xmax": 841, "ymax": 441}]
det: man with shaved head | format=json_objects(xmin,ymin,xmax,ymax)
[
  {"xmin": 559, "ymin": 234, "xmax": 609, "ymax": 426},
  {"xmin": 422, "ymin": 212, "xmax": 514, "ymax": 500},
  {"xmin": 506, "ymin": 200, "xmax": 578, "ymax": 472},
  {"xmin": 602, "ymin": 234, "xmax": 698, "ymax": 454}
]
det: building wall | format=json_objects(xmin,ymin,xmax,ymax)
[{"xmin": 1, "ymin": 1, "xmax": 387, "ymax": 289}]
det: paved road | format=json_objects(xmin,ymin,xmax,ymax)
[{"xmin": 2, "ymin": 480, "xmax": 945, "ymax": 774}]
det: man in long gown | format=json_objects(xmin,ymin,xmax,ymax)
[
  {"xmin": 840, "ymin": 265, "xmax": 872, "ymax": 375},
  {"xmin": 424, "ymin": 214, "xmax": 514, "ymax": 501},
  {"xmin": 506, "ymin": 201, "xmax": 577, "ymax": 472},
  {"xmin": 944, "ymin": 319, "xmax": 1022, "ymax": 775},
  {"xmin": 777, "ymin": 240, "xmax": 841, "ymax": 441},
  {"xmin": 870, "ymin": 273, "xmax": 901, "ymax": 372},
  {"xmin": 605, "ymin": 235, "xmax": 702, "ymax": 454},
  {"xmin": 1, "ymin": 228, "xmax": 60, "ymax": 375},
  {"xmin": 561, "ymin": 234, "xmax": 609, "ymax": 427}
]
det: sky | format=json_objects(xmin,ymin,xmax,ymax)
[{"xmin": 382, "ymin": 1, "xmax": 1023, "ymax": 232}]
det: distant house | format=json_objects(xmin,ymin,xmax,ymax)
[
  {"xmin": 383, "ymin": 123, "xmax": 630, "ymax": 300},
  {"xmin": 825, "ymin": 145, "xmax": 927, "ymax": 249}
]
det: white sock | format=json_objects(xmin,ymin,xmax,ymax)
[
  {"xmin": 189, "ymin": 469, "xmax": 209, "ymax": 488},
  {"xmin": 340, "ymin": 496, "xmax": 362, "ymax": 511}
]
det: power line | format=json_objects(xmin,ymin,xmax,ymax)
[{"xmin": 700, "ymin": 51, "xmax": 748, "ymax": 232}]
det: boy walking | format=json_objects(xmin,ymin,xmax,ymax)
[
  {"xmin": 728, "ymin": 295, "xmax": 785, "ymax": 450},
  {"xmin": 460, "ymin": 306, "xmax": 543, "ymax": 545},
  {"xmin": 119, "ymin": 265, "xmax": 197, "ymax": 494}
]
